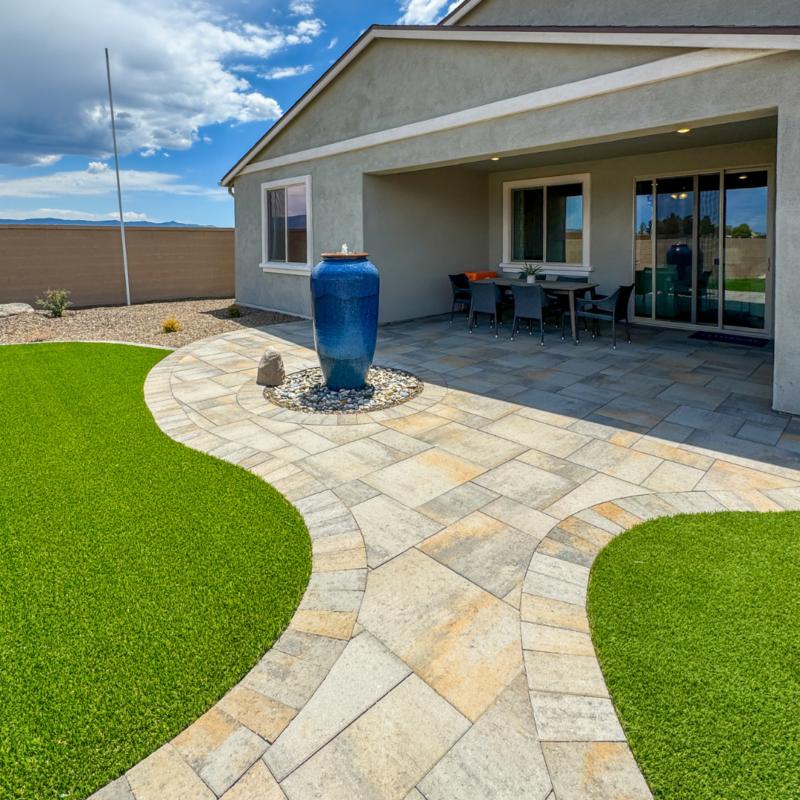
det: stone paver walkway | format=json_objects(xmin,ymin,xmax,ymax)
[{"xmin": 94, "ymin": 316, "xmax": 800, "ymax": 800}]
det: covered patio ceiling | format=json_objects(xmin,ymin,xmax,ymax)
[{"xmin": 379, "ymin": 114, "xmax": 777, "ymax": 176}]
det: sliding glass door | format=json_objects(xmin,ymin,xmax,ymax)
[
  {"xmin": 655, "ymin": 176, "xmax": 694, "ymax": 324},
  {"xmin": 722, "ymin": 171, "xmax": 769, "ymax": 330},
  {"xmin": 634, "ymin": 168, "xmax": 770, "ymax": 331},
  {"xmin": 697, "ymin": 174, "xmax": 722, "ymax": 326}
]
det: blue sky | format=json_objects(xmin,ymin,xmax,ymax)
[{"xmin": 0, "ymin": 0, "xmax": 460, "ymax": 226}]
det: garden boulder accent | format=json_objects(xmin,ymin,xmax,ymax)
[
  {"xmin": 257, "ymin": 347, "xmax": 286, "ymax": 386},
  {"xmin": 0, "ymin": 303, "xmax": 34, "ymax": 318}
]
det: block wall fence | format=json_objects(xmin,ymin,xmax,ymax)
[{"xmin": 0, "ymin": 225, "xmax": 234, "ymax": 307}]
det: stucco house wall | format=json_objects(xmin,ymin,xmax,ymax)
[
  {"xmin": 454, "ymin": 0, "xmax": 800, "ymax": 27},
  {"xmin": 363, "ymin": 168, "xmax": 490, "ymax": 323},
  {"xmin": 257, "ymin": 40, "xmax": 693, "ymax": 163}
]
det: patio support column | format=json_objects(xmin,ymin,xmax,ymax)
[{"xmin": 773, "ymin": 103, "xmax": 800, "ymax": 415}]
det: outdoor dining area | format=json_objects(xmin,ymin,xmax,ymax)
[{"xmin": 449, "ymin": 271, "xmax": 635, "ymax": 349}]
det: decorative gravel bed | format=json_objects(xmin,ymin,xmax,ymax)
[
  {"xmin": 265, "ymin": 366, "xmax": 423, "ymax": 413},
  {"xmin": 0, "ymin": 298, "xmax": 300, "ymax": 348}
]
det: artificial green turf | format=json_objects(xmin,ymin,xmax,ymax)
[
  {"xmin": 588, "ymin": 512, "xmax": 800, "ymax": 800},
  {"xmin": 725, "ymin": 278, "xmax": 767, "ymax": 294},
  {"xmin": 0, "ymin": 344, "xmax": 312, "ymax": 800}
]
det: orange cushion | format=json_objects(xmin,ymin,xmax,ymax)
[{"xmin": 464, "ymin": 271, "xmax": 498, "ymax": 281}]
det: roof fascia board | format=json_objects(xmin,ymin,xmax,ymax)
[
  {"xmin": 220, "ymin": 27, "xmax": 377, "ymax": 187},
  {"xmin": 440, "ymin": 0, "xmax": 482, "ymax": 26},
  {"xmin": 378, "ymin": 27, "xmax": 800, "ymax": 50},
  {"xmin": 233, "ymin": 48, "xmax": 780, "ymax": 178},
  {"xmin": 220, "ymin": 28, "xmax": 797, "ymax": 186}
]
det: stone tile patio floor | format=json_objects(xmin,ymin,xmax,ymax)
[{"xmin": 94, "ymin": 315, "xmax": 800, "ymax": 800}]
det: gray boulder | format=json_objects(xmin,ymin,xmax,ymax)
[
  {"xmin": 257, "ymin": 347, "xmax": 286, "ymax": 386},
  {"xmin": 0, "ymin": 303, "xmax": 34, "ymax": 318}
]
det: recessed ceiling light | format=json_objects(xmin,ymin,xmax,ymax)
[
  {"xmin": 491, "ymin": 157, "xmax": 500, "ymax": 161},
  {"xmin": 739, "ymin": 175, "xmax": 748, "ymax": 180},
  {"xmin": 677, "ymin": 128, "xmax": 691, "ymax": 134}
]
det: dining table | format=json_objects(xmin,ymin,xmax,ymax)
[{"xmin": 474, "ymin": 277, "xmax": 598, "ymax": 346}]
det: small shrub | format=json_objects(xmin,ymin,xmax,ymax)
[
  {"xmin": 36, "ymin": 289, "xmax": 72, "ymax": 318},
  {"xmin": 162, "ymin": 317, "xmax": 182, "ymax": 333},
  {"xmin": 227, "ymin": 304, "xmax": 242, "ymax": 318}
]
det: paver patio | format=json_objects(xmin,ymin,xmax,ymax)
[{"xmin": 94, "ymin": 315, "xmax": 800, "ymax": 800}]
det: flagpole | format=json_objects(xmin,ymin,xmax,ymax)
[{"xmin": 105, "ymin": 48, "xmax": 131, "ymax": 306}]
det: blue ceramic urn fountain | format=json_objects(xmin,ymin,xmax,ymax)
[{"xmin": 310, "ymin": 249, "xmax": 380, "ymax": 391}]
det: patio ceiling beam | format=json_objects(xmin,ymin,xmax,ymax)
[
  {"xmin": 231, "ymin": 47, "xmax": 782, "ymax": 178},
  {"xmin": 219, "ymin": 28, "xmax": 798, "ymax": 186}
]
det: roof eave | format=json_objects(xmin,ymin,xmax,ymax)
[
  {"xmin": 219, "ymin": 23, "xmax": 799, "ymax": 186},
  {"xmin": 439, "ymin": 0, "xmax": 483, "ymax": 26},
  {"xmin": 219, "ymin": 24, "xmax": 381, "ymax": 187}
]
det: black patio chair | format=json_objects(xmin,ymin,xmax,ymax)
[
  {"xmin": 564, "ymin": 276, "xmax": 611, "ymax": 328},
  {"xmin": 448, "ymin": 273, "xmax": 472, "ymax": 323},
  {"xmin": 562, "ymin": 284, "xmax": 634, "ymax": 349},
  {"xmin": 468, "ymin": 281, "xmax": 511, "ymax": 338},
  {"xmin": 509, "ymin": 284, "xmax": 561, "ymax": 345},
  {"xmin": 546, "ymin": 276, "xmax": 597, "ymax": 331}
]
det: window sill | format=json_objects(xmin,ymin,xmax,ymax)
[
  {"xmin": 260, "ymin": 263, "xmax": 312, "ymax": 276},
  {"xmin": 500, "ymin": 262, "xmax": 594, "ymax": 276}
]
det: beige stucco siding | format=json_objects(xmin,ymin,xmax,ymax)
[
  {"xmin": 774, "ymin": 103, "xmax": 800, "ymax": 409},
  {"xmin": 364, "ymin": 168, "xmax": 489, "ymax": 322},
  {"xmin": 255, "ymin": 40, "xmax": 692, "ymax": 163},
  {"xmin": 457, "ymin": 0, "xmax": 800, "ymax": 27}
]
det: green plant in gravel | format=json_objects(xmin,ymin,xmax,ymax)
[
  {"xmin": 0, "ymin": 343, "xmax": 311, "ymax": 800},
  {"xmin": 36, "ymin": 288, "xmax": 72, "ymax": 317},
  {"xmin": 227, "ymin": 304, "xmax": 242, "ymax": 318},
  {"xmin": 161, "ymin": 315, "xmax": 182, "ymax": 332},
  {"xmin": 588, "ymin": 511, "xmax": 800, "ymax": 800}
]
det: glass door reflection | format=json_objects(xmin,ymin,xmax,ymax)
[
  {"xmin": 696, "ymin": 174, "xmax": 721, "ymax": 326},
  {"xmin": 634, "ymin": 180, "xmax": 654, "ymax": 317},
  {"xmin": 655, "ymin": 176, "xmax": 694, "ymax": 323},
  {"xmin": 723, "ymin": 171, "xmax": 768, "ymax": 330}
]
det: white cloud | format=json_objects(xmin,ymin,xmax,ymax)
[
  {"xmin": 293, "ymin": 19, "xmax": 324, "ymax": 39},
  {"xmin": 259, "ymin": 64, "xmax": 314, "ymax": 80},
  {"xmin": 0, "ymin": 162, "xmax": 220, "ymax": 198},
  {"xmin": 229, "ymin": 63, "xmax": 258, "ymax": 72},
  {"xmin": 235, "ymin": 93, "xmax": 283, "ymax": 121},
  {"xmin": 398, "ymin": 0, "xmax": 461, "ymax": 24},
  {"xmin": 0, "ymin": 207, "xmax": 157, "ymax": 222},
  {"xmin": 327, "ymin": 37, "xmax": 338, "ymax": 49},
  {"xmin": 0, "ymin": 0, "xmax": 326, "ymax": 166},
  {"xmin": 289, "ymin": 0, "xmax": 314, "ymax": 15},
  {"xmin": 30, "ymin": 155, "xmax": 64, "ymax": 167}
]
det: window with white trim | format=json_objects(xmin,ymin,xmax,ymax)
[
  {"xmin": 261, "ymin": 176, "xmax": 312, "ymax": 271},
  {"xmin": 502, "ymin": 174, "xmax": 590, "ymax": 268}
]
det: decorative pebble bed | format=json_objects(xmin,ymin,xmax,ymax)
[
  {"xmin": 264, "ymin": 366, "xmax": 423, "ymax": 413},
  {"xmin": 0, "ymin": 299, "xmax": 300, "ymax": 348}
]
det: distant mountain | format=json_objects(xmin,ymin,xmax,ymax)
[{"xmin": 0, "ymin": 218, "xmax": 210, "ymax": 227}]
